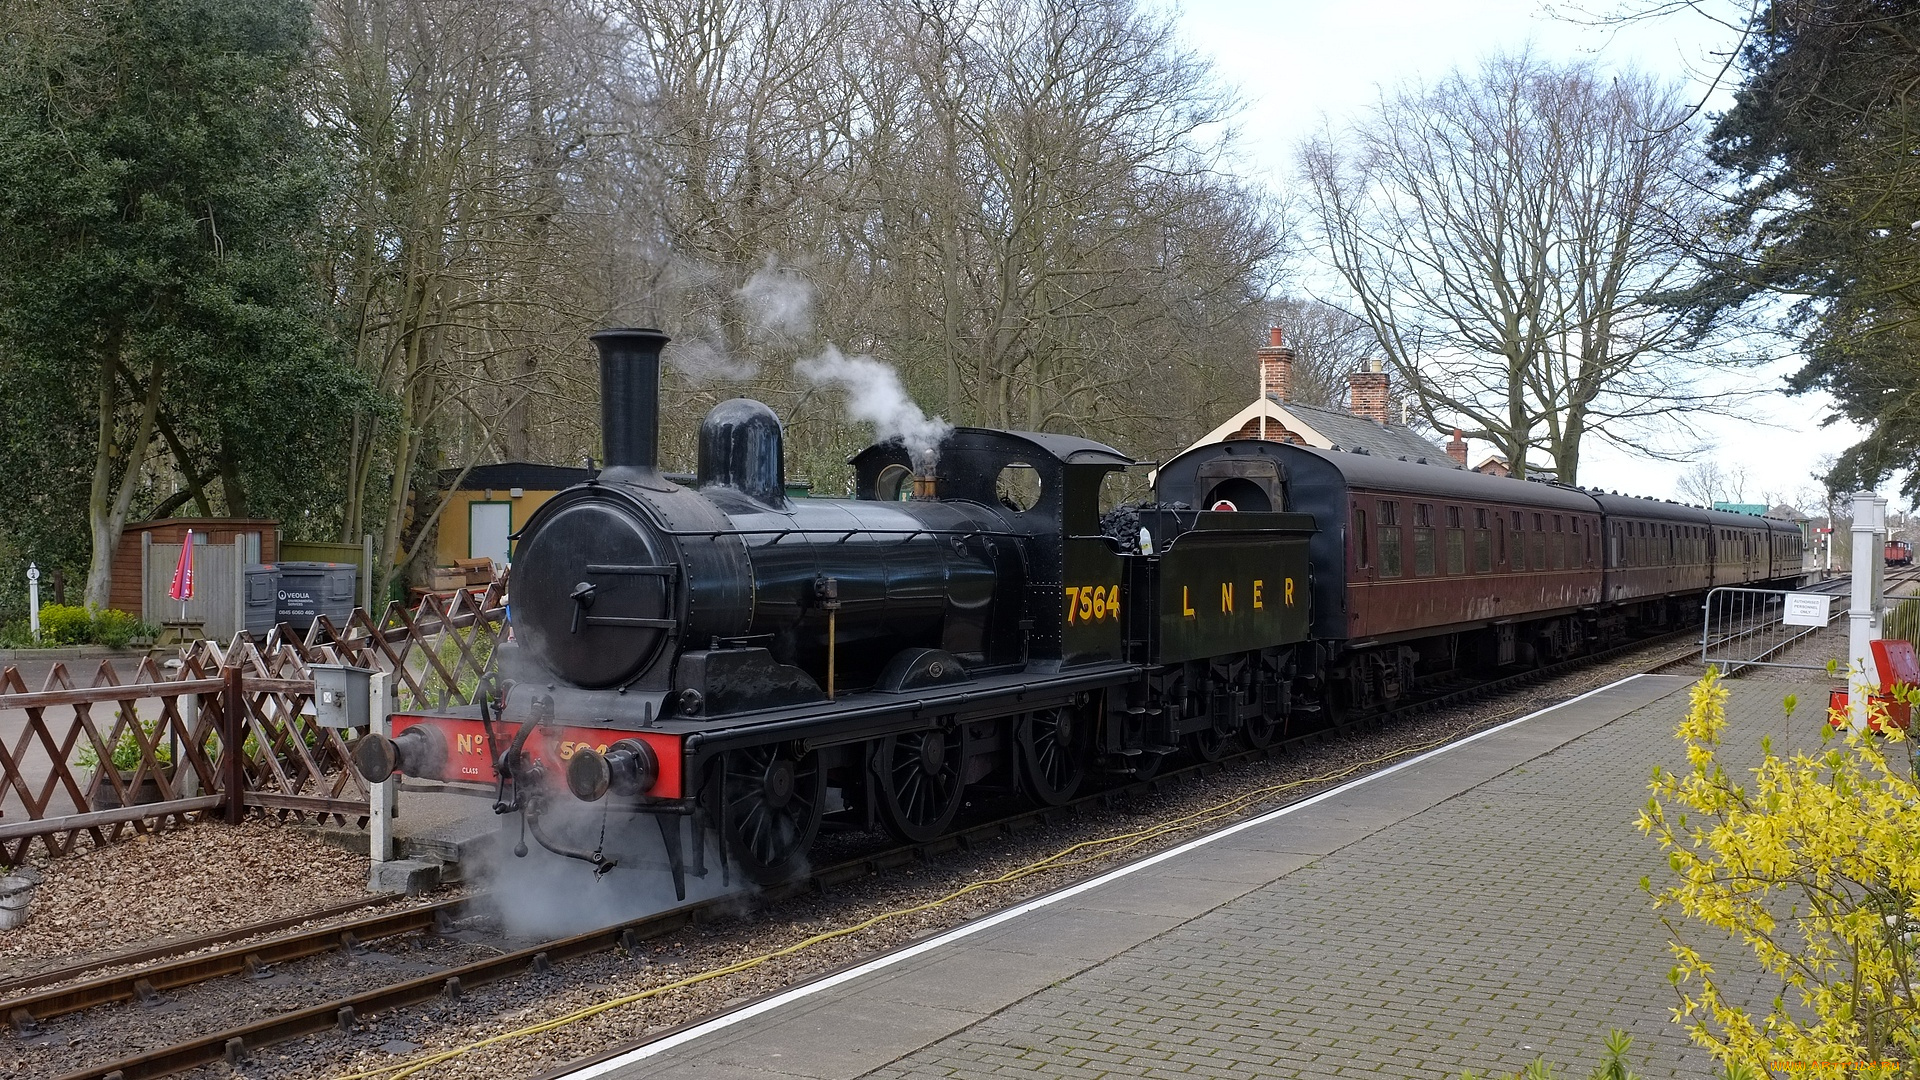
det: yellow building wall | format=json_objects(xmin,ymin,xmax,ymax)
[{"xmin": 432, "ymin": 488, "xmax": 565, "ymax": 568}]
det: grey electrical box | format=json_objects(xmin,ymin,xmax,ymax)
[{"xmin": 312, "ymin": 663, "xmax": 374, "ymax": 729}]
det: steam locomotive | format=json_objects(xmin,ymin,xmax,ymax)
[{"xmin": 353, "ymin": 328, "xmax": 1805, "ymax": 896}]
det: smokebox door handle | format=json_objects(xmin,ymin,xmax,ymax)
[{"xmin": 569, "ymin": 581, "xmax": 597, "ymax": 634}]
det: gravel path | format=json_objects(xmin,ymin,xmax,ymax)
[
  {"xmin": 142, "ymin": 640, "xmax": 1695, "ymax": 1080},
  {"xmin": 0, "ymin": 819, "xmax": 414, "ymax": 982}
]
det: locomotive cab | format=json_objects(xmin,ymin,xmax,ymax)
[{"xmin": 853, "ymin": 428, "xmax": 1134, "ymax": 670}]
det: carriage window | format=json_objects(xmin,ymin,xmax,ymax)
[
  {"xmin": 1378, "ymin": 524, "xmax": 1403, "ymax": 578},
  {"xmin": 1414, "ymin": 527, "xmax": 1435, "ymax": 576},
  {"xmin": 1475, "ymin": 508, "xmax": 1489, "ymax": 530},
  {"xmin": 1512, "ymin": 515, "xmax": 1526, "ymax": 570},
  {"xmin": 1446, "ymin": 506, "xmax": 1462, "ymax": 529},
  {"xmin": 1415, "ymin": 504, "xmax": 1432, "ymax": 528},
  {"xmin": 1511, "ymin": 511, "xmax": 1523, "ymax": 531},
  {"xmin": 1354, "ymin": 508, "xmax": 1370, "ymax": 567},
  {"xmin": 1378, "ymin": 500, "xmax": 1399, "ymax": 526},
  {"xmin": 1474, "ymin": 527, "xmax": 1492, "ymax": 572},
  {"xmin": 1446, "ymin": 526, "xmax": 1466, "ymax": 574},
  {"xmin": 1533, "ymin": 530, "xmax": 1548, "ymax": 570},
  {"xmin": 1551, "ymin": 532, "xmax": 1566, "ymax": 570}
]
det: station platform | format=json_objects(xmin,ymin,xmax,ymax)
[{"xmin": 557, "ymin": 671, "xmax": 1819, "ymax": 1080}]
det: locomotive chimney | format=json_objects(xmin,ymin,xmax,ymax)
[{"xmin": 591, "ymin": 328, "xmax": 670, "ymax": 483}]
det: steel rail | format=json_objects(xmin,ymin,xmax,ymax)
[
  {"xmin": 41, "ymin": 624, "xmax": 1712, "ymax": 1080},
  {"xmin": 0, "ymin": 894, "xmax": 411, "ymax": 1003},
  {"xmin": 3, "ymin": 898, "xmax": 467, "ymax": 1031}
]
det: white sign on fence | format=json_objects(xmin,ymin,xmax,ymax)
[{"xmin": 1782, "ymin": 592, "xmax": 1833, "ymax": 627}]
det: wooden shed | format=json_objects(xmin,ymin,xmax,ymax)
[
  {"xmin": 431, "ymin": 463, "xmax": 590, "ymax": 572},
  {"xmin": 111, "ymin": 519, "xmax": 278, "ymax": 625}
]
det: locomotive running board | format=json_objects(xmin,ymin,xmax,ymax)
[{"xmin": 673, "ymin": 662, "xmax": 1140, "ymax": 757}]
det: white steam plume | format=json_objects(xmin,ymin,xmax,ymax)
[
  {"xmin": 794, "ymin": 344, "xmax": 952, "ymax": 466},
  {"xmin": 476, "ymin": 803, "xmax": 742, "ymax": 939},
  {"xmin": 665, "ymin": 258, "xmax": 816, "ymax": 382},
  {"xmin": 666, "ymin": 337, "xmax": 758, "ymax": 382},
  {"xmin": 737, "ymin": 259, "xmax": 813, "ymax": 341}
]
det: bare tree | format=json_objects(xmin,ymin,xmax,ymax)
[
  {"xmin": 1675, "ymin": 460, "xmax": 1749, "ymax": 506},
  {"xmin": 312, "ymin": 0, "xmax": 631, "ymax": 585},
  {"xmin": 1300, "ymin": 53, "xmax": 1751, "ymax": 483}
]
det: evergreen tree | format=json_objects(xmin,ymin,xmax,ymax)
[
  {"xmin": 0, "ymin": 0, "xmax": 354, "ymax": 609},
  {"xmin": 1690, "ymin": 1, "xmax": 1920, "ymax": 497}
]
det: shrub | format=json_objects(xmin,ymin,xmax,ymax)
[
  {"xmin": 0, "ymin": 606, "xmax": 157, "ymax": 648},
  {"xmin": 36, "ymin": 604, "xmax": 93, "ymax": 646},
  {"xmin": 73, "ymin": 712, "xmax": 174, "ymax": 773},
  {"xmin": 1642, "ymin": 668, "xmax": 1920, "ymax": 1073},
  {"xmin": 91, "ymin": 608, "xmax": 153, "ymax": 647}
]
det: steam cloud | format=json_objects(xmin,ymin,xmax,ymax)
[
  {"xmin": 666, "ymin": 337, "xmax": 758, "ymax": 382},
  {"xmin": 795, "ymin": 344, "xmax": 953, "ymax": 466},
  {"xmin": 665, "ymin": 258, "xmax": 815, "ymax": 382},
  {"xmin": 737, "ymin": 260, "xmax": 813, "ymax": 341},
  {"xmin": 477, "ymin": 803, "xmax": 741, "ymax": 939},
  {"xmin": 660, "ymin": 254, "xmax": 954, "ymax": 467}
]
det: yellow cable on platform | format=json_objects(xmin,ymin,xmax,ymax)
[{"xmin": 337, "ymin": 688, "xmax": 1585, "ymax": 1080}]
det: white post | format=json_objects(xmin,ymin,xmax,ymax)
[
  {"xmin": 368, "ymin": 670, "xmax": 395, "ymax": 864},
  {"xmin": 26, "ymin": 564, "xmax": 39, "ymax": 643},
  {"xmin": 178, "ymin": 693, "xmax": 201, "ymax": 797},
  {"xmin": 231, "ymin": 541, "xmax": 245, "ymax": 643},
  {"xmin": 1849, "ymin": 491, "xmax": 1888, "ymax": 731}
]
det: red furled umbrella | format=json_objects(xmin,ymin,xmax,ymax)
[{"xmin": 168, "ymin": 529, "xmax": 195, "ymax": 616}]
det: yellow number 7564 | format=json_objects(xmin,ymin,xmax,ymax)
[{"xmin": 1064, "ymin": 585, "xmax": 1120, "ymax": 625}]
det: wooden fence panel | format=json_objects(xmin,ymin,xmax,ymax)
[
  {"xmin": 144, "ymin": 540, "xmax": 245, "ymax": 639},
  {"xmin": 0, "ymin": 573, "xmax": 509, "ymax": 861}
]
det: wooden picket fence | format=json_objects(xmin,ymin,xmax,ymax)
[{"xmin": 0, "ymin": 577, "xmax": 507, "ymax": 865}]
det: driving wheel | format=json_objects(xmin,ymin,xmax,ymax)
[
  {"xmin": 721, "ymin": 745, "xmax": 824, "ymax": 885},
  {"xmin": 873, "ymin": 726, "xmax": 968, "ymax": 843},
  {"xmin": 1016, "ymin": 708, "xmax": 1085, "ymax": 806}
]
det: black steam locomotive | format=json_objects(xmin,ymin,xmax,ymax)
[{"xmin": 353, "ymin": 328, "xmax": 1803, "ymax": 896}]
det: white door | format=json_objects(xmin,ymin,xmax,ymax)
[{"xmin": 470, "ymin": 502, "xmax": 512, "ymax": 566}]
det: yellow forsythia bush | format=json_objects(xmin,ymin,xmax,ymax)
[{"xmin": 1641, "ymin": 668, "xmax": 1920, "ymax": 1075}]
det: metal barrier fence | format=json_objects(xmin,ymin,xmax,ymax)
[
  {"xmin": 1699, "ymin": 585, "xmax": 1836, "ymax": 675},
  {"xmin": 0, "ymin": 578, "xmax": 506, "ymax": 864}
]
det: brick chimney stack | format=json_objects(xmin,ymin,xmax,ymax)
[
  {"xmin": 1447, "ymin": 428, "xmax": 1468, "ymax": 466},
  {"xmin": 1349, "ymin": 359, "xmax": 1390, "ymax": 424},
  {"xmin": 1257, "ymin": 326, "xmax": 1294, "ymax": 402}
]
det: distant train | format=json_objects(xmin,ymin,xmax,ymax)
[
  {"xmin": 353, "ymin": 329, "xmax": 1806, "ymax": 896},
  {"xmin": 1889, "ymin": 540, "xmax": 1913, "ymax": 567}
]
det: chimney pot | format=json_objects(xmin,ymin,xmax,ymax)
[
  {"xmin": 1447, "ymin": 427, "xmax": 1468, "ymax": 467},
  {"xmin": 1348, "ymin": 361, "xmax": 1390, "ymax": 425},
  {"xmin": 1257, "ymin": 327, "xmax": 1295, "ymax": 403}
]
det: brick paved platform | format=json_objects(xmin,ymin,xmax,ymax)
[{"xmin": 562, "ymin": 673, "xmax": 1827, "ymax": 1080}]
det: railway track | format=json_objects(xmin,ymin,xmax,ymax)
[{"xmin": 11, "ymin": 621, "xmax": 1736, "ymax": 1080}]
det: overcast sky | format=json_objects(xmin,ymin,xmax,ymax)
[{"xmin": 1172, "ymin": 0, "xmax": 1872, "ymax": 510}]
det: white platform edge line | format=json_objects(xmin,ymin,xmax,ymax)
[{"xmin": 562, "ymin": 670, "xmax": 1672, "ymax": 1078}]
